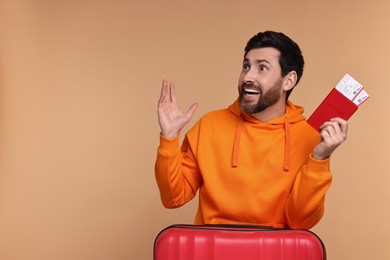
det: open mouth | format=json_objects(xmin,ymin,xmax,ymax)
[{"xmin": 244, "ymin": 88, "xmax": 260, "ymax": 96}]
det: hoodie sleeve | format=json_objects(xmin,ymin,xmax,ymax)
[
  {"xmin": 284, "ymin": 155, "xmax": 332, "ymax": 229},
  {"xmin": 154, "ymin": 134, "xmax": 202, "ymax": 208}
]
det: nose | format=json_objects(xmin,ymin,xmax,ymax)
[{"xmin": 242, "ymin": 68, "xmax": 256, "ymax": 83}]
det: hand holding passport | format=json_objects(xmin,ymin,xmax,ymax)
[{"xmin": 307, "ymin": 74, "xmax": 369, "ymax": 132}]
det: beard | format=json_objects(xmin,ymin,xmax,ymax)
[{"xmin": 238, "ymin": 80, "xmax": 283, "ymax": 114}]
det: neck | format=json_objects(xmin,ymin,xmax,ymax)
[{"xmin": 250, "ymin": 101, "xmax": 287, "ymax": 122}]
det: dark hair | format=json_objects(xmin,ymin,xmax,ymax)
[{"xmin": 244, "ymin": 31, "xmax": 304, "ymax": 100}]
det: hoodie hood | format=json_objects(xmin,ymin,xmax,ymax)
[{"xmin": 228, "ymin": 99, "xmax": 306, "ymax": 171}]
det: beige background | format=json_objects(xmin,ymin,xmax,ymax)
[{"xmin": 1, "ymin": 0, "xmax": 389, "ymax": 259}]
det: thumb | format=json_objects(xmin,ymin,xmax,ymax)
[{"xmin": 186, "ymin": 103, "xmax": 199, "ymax": 119}]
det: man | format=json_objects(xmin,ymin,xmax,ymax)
[{"xmin": 155, "ymin": 31, "xmax": 347, "ymax": 229}]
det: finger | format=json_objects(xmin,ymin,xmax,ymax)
[
  {"xmin": 169, "ymin": 81, "xmax": 176, "ymax": 103},
  {"xmin": 320, "ymin": 118, "xmax": 343, "ymax": 132},
  {"xmin": 330, "ymin": 117, "xmax": 346, "ymax": 124},
  {"xmin": 159, "ymin": 79, "xmax": 169, "ymax": 104},
  {"xmin": 323, "ymin": 119, "xmax": 346, "ymax": 140},
  {"xmin": 322, "ymin": 120, "xmax": 344, "ymax": 141},
  {"xmin": 330, "ymin": 121, "xmax": 342, "ymax": 136},
  {"xmin": 320, "ymin": 128, "xmax": 331, "ymax": 140},
  {"xmin": 320, "ymin": 125, "xmax": 335, "ymax": 140},
  {"xmin": 186, "ymin": 103, "xmax": 199, "ymax": 118},
  {"xmin": 321, "ymin": 122, "xmax": 346, "ymax": 147},
  {"xmin": 331, "ymin": 117, "xmax": 348, "ymax": 137},
  {"xmin": 319, "ymin": 121, "xmax": 331, "ymax": 130}
]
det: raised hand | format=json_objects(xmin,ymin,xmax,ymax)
[
  {"xmin": 158, "ymin": 80, "xmax": 198, "ymax": 139},
  {"xmin": 312, "ymin": 118, "xmax": 348, "ymax": 160}
]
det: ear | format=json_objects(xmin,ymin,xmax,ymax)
[{"xmin": 282, "ymin": 71, "xmax": 298, "ymax": 91}]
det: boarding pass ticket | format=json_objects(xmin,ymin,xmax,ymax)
[
  {"xmin": 353, "ymin": 89, "xmax": 369, "ymax": 106},
  {"xmin": 335, "ymin": 73, "xmax": 369, "ymax": 106}
]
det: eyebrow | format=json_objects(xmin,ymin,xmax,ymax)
[{"xmin": 243, "ymin": 58, "xmax": 271, "ymax": 65}]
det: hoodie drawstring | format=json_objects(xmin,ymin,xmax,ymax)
[
  {"xmin": 232, "ymin": 113, "xmax": 244, "ymax": 167},
  {"xmin": 283, "ymin": 116, "xmax": 291, "ymax": 171},
  {"xmin": 231, "ymin": 113, "xmax": 291, "ymax": 171}
]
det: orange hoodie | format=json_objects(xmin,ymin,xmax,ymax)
[{"xmin": 155, "ymin": 99, "xmax": 332, "ymax": 229}]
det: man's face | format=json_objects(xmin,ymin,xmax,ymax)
[{"xmin": 238, "ymin": 47, "xmax": 284, "ymax": 114}]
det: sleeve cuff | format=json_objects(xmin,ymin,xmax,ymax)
[
  {"xmin": 304, "ymin": 153, "xmax": 332, "ymax": 179},
  {"xmin": 158, "ymin": 134, "xmax": 181, "ymax": 156}
]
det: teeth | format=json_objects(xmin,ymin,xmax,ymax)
[{"xmin": 244, "ymin": 89, "xmax": 260, "ymax": 94}]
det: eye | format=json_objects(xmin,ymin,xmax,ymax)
[
  {"xmin": 242, "ymin": 63, "xmax": 250, "ymax": 71},
  {"xmin": 259, "ymin": 65, "xmax": 268, "ymax": 71}
]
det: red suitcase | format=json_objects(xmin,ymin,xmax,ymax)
[{"xmin": 154, "ymin": 224, "xmax": 326, "ymax": 260}]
